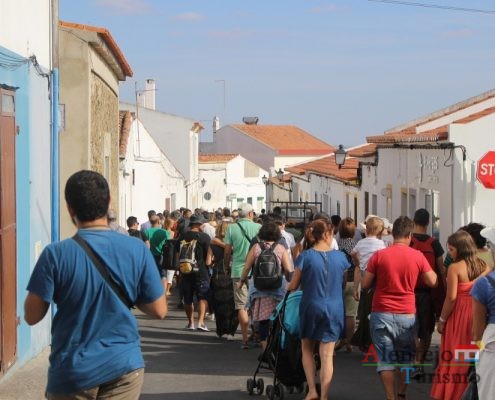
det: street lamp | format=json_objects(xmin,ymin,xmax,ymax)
[
  {"xmin": 262, "ymin": 175, "xmax": 269, "ymax": 185},
  {"xmin": 276, "ymin": 168, "xmax": 284, "ymax": 181},
  {"xmin": 335, "ymin": 144, "xmax": 347, "ymax": 169}
]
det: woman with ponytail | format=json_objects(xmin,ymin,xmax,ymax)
[
  {"xmin": 287, "ymin": 219, "xmax": 350, "ymax": 400},
  {"xmin": 431, "ymin": 230, "xmax": 489, "ymax": 400}
]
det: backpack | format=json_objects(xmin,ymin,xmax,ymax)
[
  {"xmin": 162, "ymin": 239, "xmax": 179, "ymax": 270},
  {"xmin": 410, "ymin": 235, "xmax": 436, "ymax": 269},
  {"xmin": 340, "ymin": 248, "xmax": 355, "ymax": 282},
  {"xmin": 178, "ymin": 239, "xmax": 199, "ymax": 274},
  {"xmin": 252, "ymin": 242, "xmax": 283, "ymax": 290},
  {"xmin": 410, "ymin": 234, "xmax": 446, "ymax": 316}
]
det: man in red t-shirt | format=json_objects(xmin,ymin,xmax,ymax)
[{"xmin": 362, "ymin": 216, "xmax": 437, "ymax": 400}]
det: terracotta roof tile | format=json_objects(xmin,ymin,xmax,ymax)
[
  {"xmin": 367, "ymin": 126, "xmax": 449, "ymax": 144},
  {"xmin": 231, "ymin": 124, "xmax": 334, "ymax": 155},
  {"xmin": 454, "ymin": 106, "xmax": 495, "ymax": 124},
  {"xmin": 118, "ymin": 111, "xmax": 133, "ymax": 158},
  {"xmin": 286, "ymin": 155, "xmax": 359, "ymax": 182},
  {"xmin": 199, "ymin": 153, "xmax": 239, "ymax": 163},
  {"xmin": 60, "ymin": 21, "xmax": 133, "ymax": 79},
  {"xmin": 348, "ymin": 143, "xmax": 377, "ymax": 158}
]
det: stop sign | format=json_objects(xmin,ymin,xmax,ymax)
[{"xmin": 477, "ymin": 151, "xmax": 495, "ymax": 189}]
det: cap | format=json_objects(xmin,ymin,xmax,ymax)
[
  {"xmin": 189, "ymin": 214, "xmax": 206, "ymax": 225},
  {"xmin": 381, "ymin": 218, "xmax": 393, "ymax": 230},
  {"xmin": 481, "ymin": 226, "xmax": 495, "ymax": 244},
  {"xmin": 359, "ymin": 214, "xmax": 379, "ymax": 230}
]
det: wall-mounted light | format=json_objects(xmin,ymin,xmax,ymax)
[
  {"xmin": 223, "ymin": 177, "xmax": 227, "ymax": 185},
  {"xmin": 262, "ymin": 175, "xmax": 269, "ymax": 185},
  {"xmin": 276, "ymin": 168, "xmax": 284, "ymax": 181},
  {"xmin": 334, "ymin": 144, "xmax": 347, "ymax": 169},
  {"xmin": 201, "ymin": 178, "xmax": 206, "ymax": 187}
]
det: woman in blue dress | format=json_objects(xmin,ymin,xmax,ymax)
[{"xmin": 287, "ymin": 219, "xmax": 349, "ymax": 400}]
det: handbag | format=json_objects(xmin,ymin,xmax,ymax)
[
  {"xmin": 73, "ymin": 233, "xmax": 134, "ymax": 309},
  {"xmin": 460, "ymin": 364, "xmax": 479, "ymax": 400}
]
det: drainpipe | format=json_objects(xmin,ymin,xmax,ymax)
[{"xmin": 51, "ymin": 0, "xmax": 60, "ymax": 243}]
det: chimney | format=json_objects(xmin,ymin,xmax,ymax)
[
  {"xmin": 242, "ymin": 116, "xmax": 259, "ymax": 125},
  {"xmin": 145, "ymin": 79, "xmax": 156, "ymax": 110},
  {"xmin": 213, "ymin": 116, "xmax": 220, "ymax": 133},
  {"xmin": 137, "ymin": 92, "xmax": 146, "ymax": 108}
]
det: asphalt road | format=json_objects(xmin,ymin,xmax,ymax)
[{"xmin": 138, "ymin": 295, "xmax": 436, "ymax": 400}]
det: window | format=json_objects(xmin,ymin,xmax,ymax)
[
  {"xmin": 336, "ymin": 201, "xmax": 341, "ymax": 216},
  {"xmin": 372, "ymin": 194, "xmax": 377, "ymax": 215},
  {"xmin": 364, "ymin": 191, "xmax": 369, "ymax": 218},
  {"xmin": 409, "ymin": 189, "xmax": 417, "ymax": 218},
  {"xmin": 1, "ymin": 93, "xmax": 15, "ymax": 113},
  {"xmin": 247, "ymin": 197, "xmax": 252, "ymax": 205},
  {"xmin": 401, "ymin": 189, "xmax": 407, "ymax": 216}
]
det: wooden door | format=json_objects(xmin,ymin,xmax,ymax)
[{"xmin": 0, "ymin": 87, "xmax": 17, "ymax": 375}]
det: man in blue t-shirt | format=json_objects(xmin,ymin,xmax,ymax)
[{"xmin": 24, "ymin": 170, "xmax": 167, "ymax": 398}]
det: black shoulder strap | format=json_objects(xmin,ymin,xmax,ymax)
[
  {"xmin": 236, "ymin": 222, "xmax": 252, "ymax": 243},
  {"xmin": 73, "ymin": 234, "xmax": 134, "ymax": 309}
]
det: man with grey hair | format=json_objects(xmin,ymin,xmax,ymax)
[
  {"xmin": 107, "ymin": 209, "xmax": 128, "ymax": 235},
  {"xmin": 224, "ymin": 203, "xmax": 261, "ymax": 349}
]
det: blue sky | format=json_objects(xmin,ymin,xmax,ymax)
[{"xmin": 60, "ymin": 0, "xmax": 495, "ymax": 146}]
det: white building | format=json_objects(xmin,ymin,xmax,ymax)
[
  {"xmin": 335, "ymin": 89, "xmax": 495, "ymax": 244},
  {"xmin": 198, "ymin": 154, "xmax": 268, "ymax": 212},
  {"xmin": 118, "ymin": 110, "xmax": 186, "ymax": 222},
  {"xmin": 286, "ymin": 154, "xmax": 361, "ymax": 218},
  {"xmin": 120, "ymin": 88, "xmax": 203, "ymax": 213}
]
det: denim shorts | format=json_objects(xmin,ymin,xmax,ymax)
[{"xmin": 370, "ymin": 312, "xmax": 416, "ymax": 372}]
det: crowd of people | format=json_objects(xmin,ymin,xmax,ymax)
[
  {"xmin": 120, "ymin": 201, "xmax": 495, "ymax": 400},
  {"xmin": 24, "ymin": 169, "xmax": 495, "ymax": 399}
]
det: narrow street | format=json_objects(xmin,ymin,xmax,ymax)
[{"xmin": 138, "ymin": 294, "xmax": 436, "ymax": 400}]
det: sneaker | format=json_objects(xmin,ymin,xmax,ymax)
[
  {"xmin": 226, "ymin": 335, "xmax": 235, "ymax": 341},
  {"xmin": 185, "ymin": 323, "xmax": 195, "ymax": 330},
  {"xmin": 217, "ymin": 334, "xmax": 226, "ymax": 340},
  {"xmin": 208, "ymin": 313, "xmax": 216, "ymax": 321},
  {"xmin": 411, "ymin": 366, "xmax": 425, "ymax": 380},
  {"xmin": 197, "ymin": 324, "xmax": 210, "ymax": 332},
  {"xmin": 241, "ymin": 342, "xmax": 249, "ymax": 350}
]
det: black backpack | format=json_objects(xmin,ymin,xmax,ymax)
[
  {"xmin": 252, "ymin": 242, "xmax": 283, "ymax": 290},
  {"xmin": 161, "ymin": 239, "xmax": 179, "ymax": 270}
]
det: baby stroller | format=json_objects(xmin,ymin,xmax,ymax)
[{"xmin": 246, "ymin": 291, "xmax": 306, "ymax": 399}]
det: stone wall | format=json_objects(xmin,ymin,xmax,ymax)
[{"xmin": 90, "ymin": 73, "xmax": 119, "ymax": 213}]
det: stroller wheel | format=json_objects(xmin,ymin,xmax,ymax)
[
  {"xmin": 247, "ymin": 378, "xmax": 255, "ymax": 395},
  {"xmin": 275, "ymin": 383, "xmax": 285, "ymax": 400},
  {"xmin": 256, "ymin": 378, "xmax": 264, "ymax": 395},
  {"xmin": 266, "ymin": 385, "xmax": 275, "ymax": 400}
]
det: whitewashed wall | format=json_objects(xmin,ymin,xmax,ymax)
[
  {"xmin": 450, "ymin": 113, "xmax": 495, "ymax": 229},
  {"xmin": 120, "ymin": 102, "xmax": 199, "ymax": 208},
  {"xmin": 0, "ymin": 1, "xmax": 51, "ymax": 66},
  {"xmin": 199, "ymin": 156, "xmax": 268, "ymax": 213},
  {"xmin": 120, "ymin": 119, "xmax": 186, "ymax": 224}
]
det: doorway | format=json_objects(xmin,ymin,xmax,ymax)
[{"xmin": 0, "ymin": 87, "xmax": 17, "ymax": 375}]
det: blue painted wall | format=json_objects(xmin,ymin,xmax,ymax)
[{"xmin": 0, "ymin": 45, "xmax": 52, "ymax": 367}]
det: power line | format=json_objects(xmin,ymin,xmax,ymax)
[{"xmin": 368, "ymin": 0, "xmax": 495, "ymax": 15}]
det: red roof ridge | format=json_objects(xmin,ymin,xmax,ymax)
[
  {"xmin": 385, "ymin": 88, "xmax": 495, "ymax": 134},
  {"xmin": 59, "ymin": 20, "xmax": 133, "ymax": 78}
]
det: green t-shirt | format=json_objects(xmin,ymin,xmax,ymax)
[
  {"xmin": 145, "ymin": 227, "xmax": 171, "ymax": 256},
  {"xmin": 224, "ymin": 218, "xmax": 261, "ymax": 278}
]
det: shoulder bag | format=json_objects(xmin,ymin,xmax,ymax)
[{"xmin": 73, "ymin": 233, "xmax": 134, "ymax": 309}]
